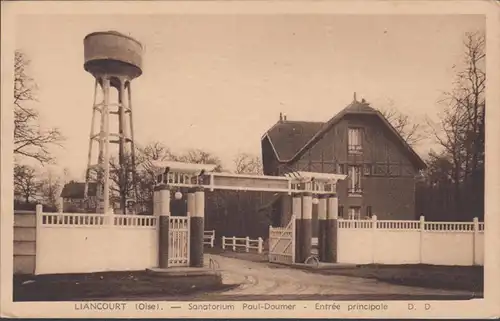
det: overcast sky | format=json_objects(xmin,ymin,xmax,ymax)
[{"xmin": 15, "ymin": 14, "xmax": 484, "ymax": 180}]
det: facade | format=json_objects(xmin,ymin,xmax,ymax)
[
  {"xmin": 60, "ymin": 181, "xmax": 98, "ymax": 213},
  {"xmin": 261, "ymin": 96, "xmax": 426, "ymax": 230}
]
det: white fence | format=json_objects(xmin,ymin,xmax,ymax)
[
  {"xmin": 222, "ymin": 236, "xmax": 263, "ymax": 254},
  {"xmin": 337, "ymin": 216, "xmax": 484, "ymax": 266},
  {"xmin": 204, "ymin": 230, "xmax": 215, "ymax": 248},
  {"xmin": 36, "ymin": 210, "xmax": 158, "ymax": 275}
]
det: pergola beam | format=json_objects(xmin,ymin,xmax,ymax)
[{"xmin": 151, "ymin": 161, "xmax": 347, "ymax": 195}]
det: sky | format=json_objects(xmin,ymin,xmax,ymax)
[{"xmin": 15, "ymin": 14, "xmax": 485, "ymax": 180}]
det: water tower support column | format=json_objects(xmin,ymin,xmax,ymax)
[{"xmin": 102, "ymin": 76, "xmax": 111, "ymax": 214}]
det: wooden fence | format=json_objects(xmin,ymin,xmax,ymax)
[
  {"xmin": 222, "ymin": 236, "xmax": 263, "ymax": 254},
  {"xmin": 204, "ymin": 230, "xmax": 215, "ymax": 248}
]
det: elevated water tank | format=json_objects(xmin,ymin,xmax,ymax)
[{"xmin": 83, "ymin": 31, "xmax": 143, "ymax": 79}]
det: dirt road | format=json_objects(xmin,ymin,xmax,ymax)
[{"xmin": 203, "ymin": 254, "xmax": 475, "ymax": 299}]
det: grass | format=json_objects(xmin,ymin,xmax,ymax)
[
  {"xmin": 14, "ymin": 270, "xmax": 235, "ymax": 301},
  {"xmin": 307, "ymin": 264, "xmax": 484, "ymax": 293}
]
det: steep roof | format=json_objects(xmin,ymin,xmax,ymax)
[
  {"xmin": 262, "ymin": 120, "xmax": 324, "ymax": 161},
  {"xmin": 262, "ymin": 98, "xmax": 426, "ymax": 170},
  {"xmin": 60, "ymin": 182, "xmax": 97, "ymax": 198}
]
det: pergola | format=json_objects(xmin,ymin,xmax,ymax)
[
  {"xmin": 150, "ymin": 160, "xmax": 346, "ymax": 194},
  {"xmin": 150, "ymin": 160, "xmax": 347, "ymax": 267}
]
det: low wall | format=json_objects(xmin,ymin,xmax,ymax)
[
  {"xmin": 36, "ymin": 212, "xmax": 158, "ymax": 275},
  {"xmin": 13, "ymin": 211, "xmax": 37, "ymax": 275},
  {"xmin": 337, "ymin": 217, "xmax": 484, "ymax": 266}
]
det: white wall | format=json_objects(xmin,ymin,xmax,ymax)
[
  {"xmin": 421, "ymin": 232, "xmax": 474, "ymax": 266},
  {"xmin": 36, "ymin": 213, "xmax": 158, "ymax": 275},
  {"xmin": 337, "ymin": 228, "xmax": 373, "ymax": 264},
  {"xmin": 373, "ymin": 230, "xmax": 421, "ymax": 264},
  {"xmin": 336, "ymin": 217, "xmax": 484, "ymax": 266}
]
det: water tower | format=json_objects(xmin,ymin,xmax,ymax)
[{"xmin": 83, "ymin": 31, "xmax": 143, "ymax": 214}]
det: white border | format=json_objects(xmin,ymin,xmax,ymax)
[{"xmin": 1, "ymin": 1, "xmax": 499, "ymax": 318}]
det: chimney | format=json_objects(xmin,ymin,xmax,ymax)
[
  {"xmin": 279, "ymin": 112, "xmax": 283, "ymax": 122},
  {"xmin": 283, "ymin": 114, "xmax": 287, "ymax": 121}
]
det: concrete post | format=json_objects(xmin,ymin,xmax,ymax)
[
  {"xmin": 292, "ymin": 193, "xmax": 302, "ymax": 263},
  {"xmin": 325, "ymin": 194, "xmax": 338, "ymax": 263},
  {"xmin": 158, "ymin": 184, "xmax": 171, "ymax": 268},
  {"xmin": 301, "ymin": 192, "xmax": 313, "ymax": 263},
  {"xmin": 190, "ymin": 187, "xmax": 205, "ymax": 267},
  {"xmin": 153, "ymin": 186, "xmax": 160, "ymax": 216},
  {"xmin": 317, "ymin": 194, "xmax": 328, "ymax": 262},
  {"xmin": 419, "ymin": 215, "xmax": 425, "ymax": 264},
  {"xmin": 473, "ymin": 217, "xmax": 479, "ymax": 265},
  {"xmin": 371, "ymin": 215, "xmax": 377, "ymax": 264},
  {"xmin": 187, "ymin": 188, "xmax": 196, "ymax": 217}
]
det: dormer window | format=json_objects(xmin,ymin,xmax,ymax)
[{"xmin": 348, "ymin": 128, "xmax": 363, "ymax": 154}]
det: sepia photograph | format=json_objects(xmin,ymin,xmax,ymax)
[{"xmin": 1, "ymin": 1, "xmax": 499, "ymax": 319}]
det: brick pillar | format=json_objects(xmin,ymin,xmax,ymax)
[
  {"xmin": 158, "ymin": 184, "xmax": 171, "ymax": 268},
  {"xmin": 301, "ymin": 192, "xmax": 313, "ymax": 263},
  {"xmin": 325, "ymin": 193, "xmax": 338, "ymax": 263},
  {"xmin": 292, "ymin": 193, "xmax": 302, "ymax": 263},
  {"xmin": 317, "ymin": 194, "xmax": 328, "ymax": 262},
  {"xmin": 190, "ymin": 187, "xmax": 205, "ymax": 267}
]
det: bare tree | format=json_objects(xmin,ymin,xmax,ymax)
[
  {"xmin": 423, "ymin": 31, "xmax": 485, "ymax": 220},
  {"xmin": 39, "ymin": 170, "xmax": 63, "ymax": 209},
  {"xmin": 376, "ymin": 101, "xmax": 426, "ymax": 147},
  {"xmin": 233, "ymin": 153, "xmax": 263, "ymax": 174},
  {"xmin": 14, "ymin": 50, "xmax": 64, "ymax": 164},
  {"xmin": 14, "ymin": 164, "xmax": 40, "ymax": 203},
  {"xmin": 177, "ymin": 149, "xmax": 223, "ymax": 172}
]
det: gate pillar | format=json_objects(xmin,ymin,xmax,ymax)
[
  {"xmin": 325, "ymin": 193, "xmax": 338, "ymax": 263},
  {"xmin": 300, "ymin": 192, "xmax": 313, "ymax": 263},
  {"xmin": 190, "ymin": 187, "xmax": 205, "ymax": 267},
  {"xmin": 292, "ymin": 193, "xmax": 302, "ymax": 263},
  {"xmin": 158, "ymin": 184, "xmax": 171, "ymax": 268},
  {"xmin": 317, "ymin": 194, "xmax": 328, "ymax": 262}
]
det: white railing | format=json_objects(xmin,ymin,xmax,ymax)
[
  {"xmin": 377, "ymin": 220, "xmax": 420, "ymax": 230},
  {"xmin": 204, "ymin": 230, "xmax": 215, "ymax": 248},
  {"xmin": 222, "ymin": 236, "xmax": 263, "ymax": 254},
  {"xmin": 337, "ymin": 216, "xmax": 484, "ymax": 233},
  {"xmin": 39, "ymin": 212, "xmax": 157, "ymax": 228}
]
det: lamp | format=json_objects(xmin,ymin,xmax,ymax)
[
  {"xmin": 174, "ymin": 191, "xmax": 183, "ymax": 200},
  {"xmin": 312, "ymin": 197, "xmax": 319, "ymax": 205}
]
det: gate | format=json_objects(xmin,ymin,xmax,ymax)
[
  {"xmin": 168, "ymin": 217, "xmax": 190, "ymax": 267},
  {"xmin": 268, "ymin": 215, "xmax": 295, "ymax": 265}
]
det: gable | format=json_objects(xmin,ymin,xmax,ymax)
[
  {"xmin": 261, "ymin": 98, "xmax": 426, "ymax": 172},
  {"xmin": 263, "ymin": 120, "xmax": 324, "ymax": 161}
]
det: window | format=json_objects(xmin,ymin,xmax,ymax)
[
  {"xmin": 338, "ymin": 205, "xmax": 344, "ymax": 218},
  {"xmin": 348, "ymin": 128, "xmax": 363, "ymax": 153},
  {"xmin": 348, "ymin": 207, "xmax": 361, "ymax": 220},
  {"xmin": 348, "ymin": 166, "xmax": 362, "ymax": 195},
  {"xmin": 336, "ymin": 163, "xmax": 345, "ymax": 174}
]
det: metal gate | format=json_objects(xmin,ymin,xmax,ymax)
[
  {"xmin": 268, "ymin": 215, "xmax": 295, "ymax": 265},
  {"xmin": 168, "ymin": 217, "xmax": 190, "ymax": 267}
]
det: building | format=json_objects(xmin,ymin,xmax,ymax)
[
  {"xmin": 60, "ymin": 181, "xmax": 98, "ymax": 213},
  {"xmin": 261, "ymin": 96, "xmax": 426, "ymax": 229}
]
